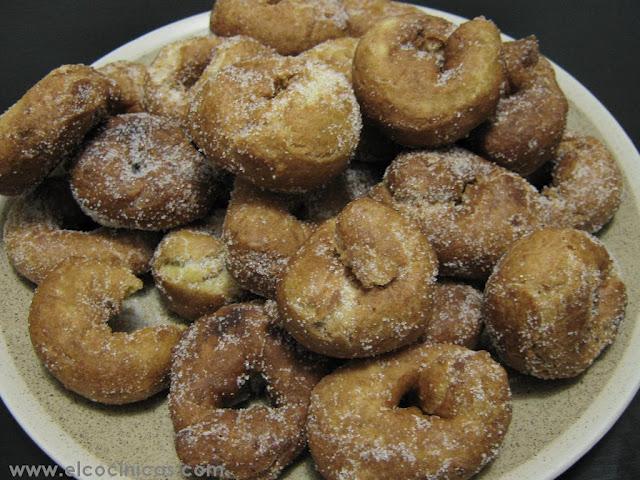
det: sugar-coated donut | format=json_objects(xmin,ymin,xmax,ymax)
[
  {"xmin": 152, "ymin": 227, "xmax": 244, "ymax": 321},
  {"xmin": 299, "ymin": 37, "xmax": 359, "ymax": 82},
  {"xmin": 98, "ymin": 60, "xmax": 148, "ymax": 113},
  {"xmin": 0, "ymin": 64, "xmax": 112, "ymax": 196},
  {"xmin": 169, "ymin": 302, "xmax": 325, "ymax": 480},
  {"xmin": 70, "ymin": 113, "xmax": 218, "ymax": 231},
  {"xmin": 425, "ymin": 282, "xmax": 484, "ymax": 349},
  {"xmin": 485, "ymin": 228, "xmax": 627, "ymax": 379},
  {"xmin": 307, "ymin": 343, "xmax": 512, "ymax": 480},
  {"xmin": 372, "ymin": 148, "xmax": 546, "ymax": 279},
  {"xmin": 543, "ymin": 134, "xmax": 623, "ymax": 233},
  {"xmin": 223, "ymin": 178, "xmax": 315, "ymax": 298},
  {"xmin": 3, "ymin": 178, "xmax": 155, "ymax": 285},
  {"xmin": 145, "ymin": 35, "xmax": 222, "ymax": 123},
  {"xmin": 189, "ymin": 55, "xmax": 362, "ymax": 192},
  {"xmin": 210, "ymin": 0, "xmax": 350, "ymax": 55},
  {"xmin": 278, "ymin": 197, "xmax": 438, "ymax": 358},
  {"xmin": 469, "ymin": 36, "xmax": 568, "ymax": 176},
  {"xmin": 343, "ymin": 0, "xmax": 420, "ymax": 36},
  {"xmin": 353, "ymin": 13, "xmax": 504, "ymax": 147},
  {"xmin": 29, "ymin": 258, "xmax": 185, "ymax": 404}
]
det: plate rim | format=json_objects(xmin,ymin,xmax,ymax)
[{"xmin": 1, "ymin": 7, "xmax": 639, "ymax": 480}]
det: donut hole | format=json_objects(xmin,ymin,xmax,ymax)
[
  {"xmin": 221, "ymin": 372, "xmax": 273, "ymax": 409},
  {"xmin": 401, "ymin": 27, "xmax": 447, "ymax": 67},
  {"xmin": 269, "ymin": 73, "xmax": 296, "ymax": 99},
  {"xmin": 397, "ymin": 387, "xmax": 422, "ymax": 411}
]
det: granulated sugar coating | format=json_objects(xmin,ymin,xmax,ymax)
[
  {"xmin": 70, "ymin": 113, "xmax": 218, "ymax": 231},
  {"xmin": 373, "ymin": 147, "xmax": 547, "ymax": 279},
  {"xmin": 307, "ymin": 344, "xmax": 512, "ymax": 480},
  {"xmin": 3, "ymin": 177, "xmax": 155, "ymax": 285},
  {"xmin": 169, "ymin": 302, "xmax": 326, "ymax": 480}
]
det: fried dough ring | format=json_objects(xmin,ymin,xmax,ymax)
[
  {"xmin": 145, "ymin": 35, "xmax": 222, "ymax": 123},
  {"xmin": 424, "ymin": 282, "xmax": 484, "ymax": 349},
  {"xmin": 189, "ymin": 55, "xmax": 361, "ymax": 192},
  {"xmin": 98, "ymin": 60, "xmax": 148, "ymax": 113},
  {"xmin": 307, "ymin": 344, "xmax": 512, "ymax": 480},
  {"xmin": 353, "ymin": 13, "xmax": 503, "ymax": 147},
  {"xmin": 152, "ymin": 228, "xmax": 244, "ymax": 321},
  {"xmin": 299, "ymin": 37, "xmax": 359, "ymax": 82},
  {"xmin": 343, "ymin": 0, "xmax": 420, "ymax": 36},
  {"xmin": 543, "ymin": 134, "xmax": 623, "ymax": 233},
  {"xmin": 485, "ymin": 228, "xmax": 627, "ymax": 379},
  {"xmin": 70, "ymin": 113, "xmax": 217, "ymax": 231},
  {"xmin": 469, "ymin": 36, "xmax": 568, "ymax": 176},
  {"xmin": 3, "ymin": 178, "xmax": 155, "ymax": 285},
  {"xmin": 29, "ymin": 258, "xmax": 185, "ymax": 404},
  {"xmin": 372, "ymin": 148, "xmax": 546, "ymax": 279},
  {"xmin": 0, "ymin": 64, "xmax": 112, "ymax": 196},
  {"xmin": 278, "ymin": 197, "xmax": 438, "ymax": 358},
  {"xmin": 210, "ymin": 0, "xmax": 350, "ymax": 55},
  {"xmin": 169, "ymin": 302, "xmax": 324, "ymax": 480}
]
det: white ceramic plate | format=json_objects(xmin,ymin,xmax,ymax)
[{"xmin": 1, "ymin": 7, "xmax": 639, "ymax": 480}]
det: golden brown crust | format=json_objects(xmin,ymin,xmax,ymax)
[
  {"xmin": 99, "ymin": 60, "xmax": 149, "ymax": 113},
  {"xmin": 3, "ymin": 178, "xmax": 155, "ymax": 284},
  {"xmin": 70, "ymin": 113, "xmax": 217, "ymax": 231},
  {"xmin": 374, "ymin": 148, "xmax": 547, "ymax": 279},
  {"xmin": 189, "ymin": 55, "xmax": 361, "ymax": 192},
  {"xmin": 145, "ymin": 35, "xmax": 222, "ymax": 123},
  {"xmin": 223, "ymin": 178, "xmax": 315, "ymax": 298},
  {"xmin": 424, "ymin": 282, "xmax": 484, "ymax": 349},
  {"xmin": 277, "ymin": 197, "xmax": 438, "ymax": 358},
  {"xmin": 353, "ymin": 14, "xmax": 504, "ymax": 147},
  {"xmin": 169, "ymin": 302, "xmax": 325, "ymax": 480},
  {"xmin": 299, "ymin": 37, "xmax": 359, "ymax": 82},
  {"xmin": 0, "ymin": 64, "xmax": 112, "ymax": 196},
  {"xmin": 484, "ymin": 228, "xmax": 627, "ymax": 379},
  {"xmin": 210, "ymin": 0, "xmax": 350, "ymax": 55},
  {"xmin": 469, "ymin": 36, "xmax": 568, "ymax": 176},
  {"xmin": 28, "ymin": 258, "xmax": 185, "ymax": 404},
  {"xmin": 343, "ymin": 0, "xmax": 420, "ymax": 36},
  {"xmin": 543, "ymin": 134, "xmax": 623, "ymax": 233},
  {"xmin": 307, "ymin": 344, "xmax": 512, "ymax": 480},
  {"xmin": 152, "ymin": 228, "xmax": 244, "ymax": 320}
]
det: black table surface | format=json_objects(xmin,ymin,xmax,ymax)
[{"xmin": 0, "ymin": 1, "xmax": 638, "ymax": 479}]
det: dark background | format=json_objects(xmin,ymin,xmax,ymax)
[{"xmin": 0, "ymin": 1, "xmax": 638, "ymax": 479}]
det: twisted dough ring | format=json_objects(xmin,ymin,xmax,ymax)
[
  {"xmin": 343, "ymin": 0, "xmax": 420, "ymax": 36},
  {"xmin": 543, "ymin": 134, "xmax": 623, "ymax": 233},
  {"xmin": 0, "ymin": 64, "xmax": 112, "ymax": 196},
  {"xmin": 169, "ymin": 302, "xmax": 325, "ymax": 480},
  {"xmin": 3, "ymin": 178, "xmax": 154, "ymax": 285},
  {"xmin": 189, "ymin": 55, "xmax": 362, "ymax": 192},
  {"xmin": 424, "ymin": 282, "xmax": 484, "ymax": 349},
  {"xmin": 371, "ymin": 147, "xmax": 546, "ymax": 279},
  {"xmin": 98, "ymin": 60, "xmax": 148, "ymax": 113},
  {"xmin": 278, "ymin": 197, "xmax": 438, "ymax": 358},
  {"xmin": 307, "ymin": 344, "xmax": 512, "ymax": 480},
  {"xmin": 145, "ymin": 35, "xmax": 222, "ymax": 123},
  {"xmin": 29, "ymin": 258, "xmax": 185, "ymax": 404},
  {"xmin": 152, "ymin": 227, "xmax": 244, "ymax": 321},
  {"xmin": 353, "ymin": 13, "xmax": 503, "ymax": 147},
  {"xmin": 485, "ymin": 228, "xmax": 627, "ymax": 379},
  {"xmin": 70, "ymin": 113, "xmax": 218, "ymax": 231},
  {"xmin": 469, "ymin": 36, "xmax": 569, "ymax": 176},
  {"xmin": 210, "ymin": 0, "xmax": 350, "ymax": 55}
]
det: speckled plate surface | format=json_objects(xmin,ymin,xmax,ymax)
[{"xmin": 1, "ymin": 7, "xmax": 639, "ymax": 480}]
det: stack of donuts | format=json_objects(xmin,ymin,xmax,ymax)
[{"xmin": 0, "ymin": 1, "xmax": 627, "ymax": 479}]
